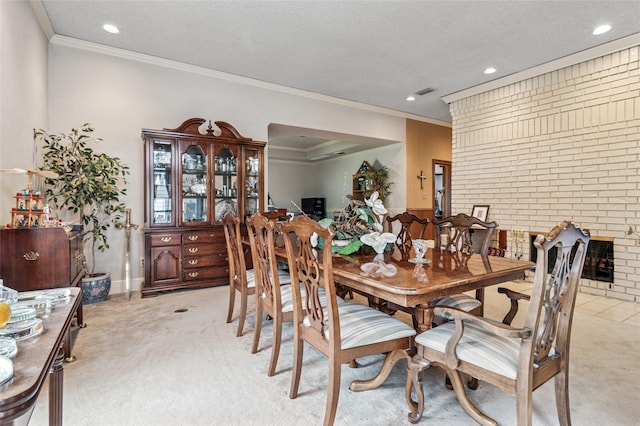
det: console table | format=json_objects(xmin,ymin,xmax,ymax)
[{"xmin": 0, "ymin": 288, "xmax": 80, "ymax": 425}]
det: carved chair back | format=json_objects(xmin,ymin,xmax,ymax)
[
  {"xmin": 433, "ymin": 213, "xmax": 497, "ymax": 255},
  {"xmin": 222, "ymin": 212, "xmax": 247, "ymax": 290},
  {"xmin": 431, "ymin": 213, "xmax": 498, "ymax": 316},
  {"xmin": 386, "ymin": 212, "xmax": 430, "ymax": 258}
]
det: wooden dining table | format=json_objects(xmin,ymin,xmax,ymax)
[{"xmin": 331, "ymin": 248, "xmax": 533, "ymax": 332}]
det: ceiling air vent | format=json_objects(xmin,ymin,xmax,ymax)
[{"xmin": 415, "ymin": 87, "xmax": 435, "ymax": 96}]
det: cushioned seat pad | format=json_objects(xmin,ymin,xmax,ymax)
[
  {"xmin": 325, "ymin": 302, "xmax": 416, "ymax": 350},
  {"xmin": 432, "ymin": 294, "xmax": 481, "ymax": 319},
  {"xmin": 415, "ymin": 321, "xmax": 520, "ymax": 379}
]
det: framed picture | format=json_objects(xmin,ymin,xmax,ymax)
[{"xmin": 471, "ymin": 205, "xmax": 490, "ymax": 222}]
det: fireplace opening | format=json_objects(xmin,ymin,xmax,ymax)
[{"xmin": 529, "ymin": 234, "xmax": 613, "ymax": 283}]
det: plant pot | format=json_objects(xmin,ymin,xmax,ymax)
[{"xmin": 81, "ymin": 272, "xmax": 111, "ymax": 304}]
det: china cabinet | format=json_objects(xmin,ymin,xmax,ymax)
[{"xmin": 141, "ymin": 118, "xmax": 265, "ymax": 297}]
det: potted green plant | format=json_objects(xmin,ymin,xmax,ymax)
[{"xmin": 35, "ymin": 123, "xmax": 130, "ymax": 304}]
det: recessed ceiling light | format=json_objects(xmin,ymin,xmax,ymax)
[
  {"xmin": 593, "ymin": 24, "xmax": 611, "ymax": 35},
  {"xmin": 484, "ymin": 67, "xmax": 497, "ymax": 75},
  {"xmin": 406, "ymin": 96, "xmax": 416, "ymax": 102},
  {"xmin": 103, "ymin": 24, "xmax": 120, "ymax": 34}
]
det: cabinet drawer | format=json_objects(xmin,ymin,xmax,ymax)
[
  {"xmin": 149, "ymin": 233, "xmax": 181, "ymax": 247},
  {"xmin": 183, "ymin": 267, "xmax": 227, "ymax": 281},
  {"xmin": 183, "ymin": 231, "xmax": 223, "ymax": 244},
  {"xmin": 183, "ymin": 254, "xmax": 226, "ymax": 269},
  {"xmin": 182, "ymin": 244, "xmax": 222, "ymax": 256}
]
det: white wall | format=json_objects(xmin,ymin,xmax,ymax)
[
  {"xmin": 0, "ymin": 1, "xmax": 48, "ymax": 218},
  {"xmin": 45, "ymin": 40, "xmax": 406, "ymax": 294},
  {"xmin": 449, "ymin": 44, "xmax": 640, "ymax": 301}
]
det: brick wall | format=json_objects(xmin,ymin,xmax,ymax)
[{"xmin": 449, "ymin": 45, "xmax": 640, "ymax": 301}]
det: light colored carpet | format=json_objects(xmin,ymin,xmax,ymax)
[{"xmin": 30, "ymin": 284, "xmax": 640, "ymax": 425}]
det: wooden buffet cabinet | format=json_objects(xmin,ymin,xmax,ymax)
[
  {"xmin": 141, "ymin": 118, "xmax": 265, "ymax": 297},
  {"xmin": 0, "ymin": 227, "xmax": 85, "ymax": 291},
  {"xmin": 0, "ymin": 227, "xmax": 86, "ymax": 326}
]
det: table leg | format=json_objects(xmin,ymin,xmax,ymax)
[
  {"xmin": 412, "ymin": 304, "xmax": 434, "ymax": 333},
  {"xmin": 349, "ymin": 349, "xmax": 411, "ymax": 392},
  {"xmin": 48, "ymin": 345, "xmax": 65, "ymax": 426}
]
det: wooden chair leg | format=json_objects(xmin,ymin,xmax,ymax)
[
  {"xmin": 251, "ymin": 303, "xmax": 263, "ymax": 354},
  {"xmin": 555, "ymin": 369, "xmax": 571, "ymax": 426},
  {"xmin": 236, "ymin": 289, "xmax": 248, "ymax": 337},
  {"xmin": 226, "ymin": 285, "xmax": 236, "ymax": 323},
  {"xmin": 324, "ymin": 356, "xmax": 341, "ymax": 426},
  {"xmin": 289, "ymin": 332, "xmax": 304, "ymax": 399},
  {"xmin": 267, "ymin": 314, "xmax": 283, "ymax": 377}
]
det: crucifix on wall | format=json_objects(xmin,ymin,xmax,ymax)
[{"xmin": 417, "ymin": 170, "xmax": 427, "ymax": 190}]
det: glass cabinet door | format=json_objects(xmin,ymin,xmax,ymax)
[
  {"xmin": 181, "ymin": 144, "xmax": 208, "ymax": 224},
  {"xmin": 244, "ymin": 148, "xmax": 261, "ymax": 220},
  {"xmin": 214, "ymin": 147, "xmax": 239, "ymax": 222},
  {"xmin": 152, "ymin": 140, "xmax": 173, "ymax": 225}
]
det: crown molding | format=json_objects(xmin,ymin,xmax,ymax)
[
  {"xmin": 29, "ymin": 0, "xmax": 54, "ymax": 39},
  {"xmin": 49, "ymin": 35, "xmax": 450, "ymax": 128}
]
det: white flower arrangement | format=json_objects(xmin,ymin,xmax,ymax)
[{"xmin": 318, "ymin": 191, "xmax": 395, "ymax": 256}]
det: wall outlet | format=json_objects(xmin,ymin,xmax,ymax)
[{"xmin": 139, "ymin": 257, "xmax": 145, "ymax": 267}]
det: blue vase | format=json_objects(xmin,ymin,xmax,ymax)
[{"xmin": 81, "ymin": 273, "xmax": 111, "ymax": 304}]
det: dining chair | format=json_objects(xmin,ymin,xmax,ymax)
[
  {"xmin": 261, "ymin": 210, "xmax": 288, "ymax": 222},
  {"xmin": 406, "ymin": 221, "xmax": 590, "ymax": 425},
  {"xmin": 386, "ymin": 211, "xmax": 430, "ymax": 258},
  {"xmin": 431, "ymin": 213, "xmax": 498, "ymax": 319},
  {"xmin": 281, "ymin": 215, "xmax": 416, "ymax": 426},
  {"xmin": 223, "ymin": 211, "xmax": 255, "ymax": 337},
  {"xmin": 245, "ymin": 213, "xmax": 295, "ymax": 376}
]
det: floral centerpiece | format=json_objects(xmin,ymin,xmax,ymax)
[{"xmin": 318, "ymin": 191, "xmax": 397, "ymax": 276}]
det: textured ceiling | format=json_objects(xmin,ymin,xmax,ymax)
[{"xmin": 39, "ymin": 1, "xmax": 640, "ymax": 160}]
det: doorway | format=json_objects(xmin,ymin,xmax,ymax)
[{"xmin": 433, "ymin": 160, "xmax": 451, "ymax": 220}]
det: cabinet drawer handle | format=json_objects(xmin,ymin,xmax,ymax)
[
  {"xmin": 188, "ymin": 247, "xmax": 199, "ymax": 254},
  {"xmin": 188, "ymin": 272, "xmax": 199, "ymax": 278},
  {"xmin": 188, "ymin": 259, "xmax": 199, "ymax": 265},
  {"xmin": 23, "ymin": 251, "xmax": 39, "ymax": 261},
  {"xmin": 188, "ymin": 235, "xmax": 199, "ymax": 241},
  {"xmin": 161, "ymin": 236, "xmax": 172, "ymax": 242}
]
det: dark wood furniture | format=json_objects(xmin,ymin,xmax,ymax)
[
  {"xmin": 406, "ymin": 221, "xmax": 590, "ymax": 425},
  {"xmin": 0, "ymin": 227, "xmax": 85, "ymax": 327},
  {"xmin": 141, "ymin": 118, "xmax": 265, "ymax": 297},
  {"xmin": 0, "ymin": 287, "xmax": 81, "ymax": 426}
]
